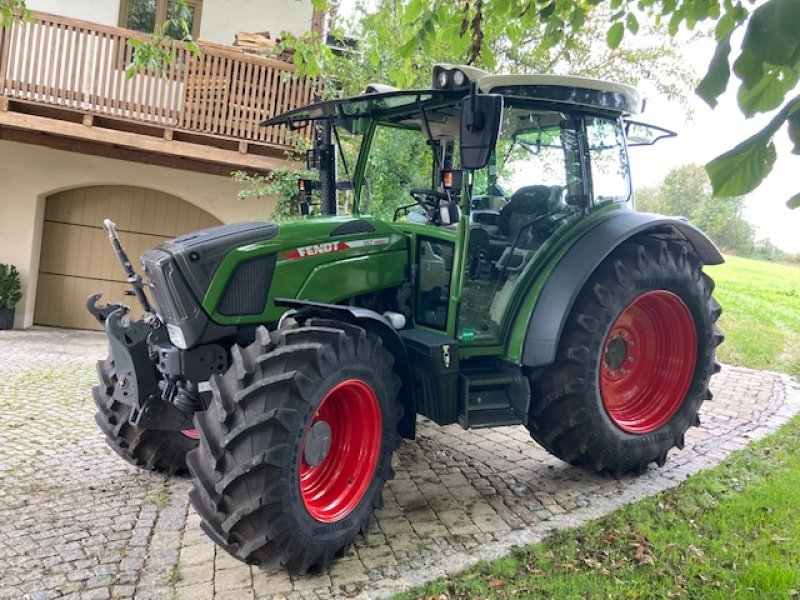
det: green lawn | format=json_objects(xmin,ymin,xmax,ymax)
[
  {"xmin": 396, "ymin": 255, "xmax": 800, "ymax": 599},
  {"xmin": 707, "ymin": 255, "xmax": 800, "ymax": 378},
  {"xmin": 397, "ymin": 416, "xmax": 800, "ymax": 599}
]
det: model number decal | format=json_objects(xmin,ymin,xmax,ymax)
[{"xmin": 282, "ymin": 237, "xmax": 390, "ymax": 260}]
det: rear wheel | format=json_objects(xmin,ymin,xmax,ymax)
[
  {"xmin": 187, "ymin": 319, "xmax": 402, "ymax": 574},
  {"xmin": 93, "ymin": 357, "xmax": 198, "ymax": 475},
  {"xmin": 528, "ymin": 239, "xmax": 723, "ymax": 476}
]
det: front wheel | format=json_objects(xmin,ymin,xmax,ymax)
[
  {"xmin": 93, "ymin": 357, "xmax": 198, "ymax": 475},
  {"xmin": 187, "ymin": 319, "xmax": 402, "ymax": 574},
  {"xmin": 528, "ymin": 239, "xmax": 723, "ymax": 476}
]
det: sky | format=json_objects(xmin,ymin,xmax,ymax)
[
  {"xmin": 629, "ymin": 38, "xmax": 800, "ymax": 253},
  {"xmin": 336, "ymin": 2, "xmax": 800, "ymax": 252}
]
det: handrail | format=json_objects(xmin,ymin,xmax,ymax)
[{"xmin": 0, "ymin": 11, "xmax": 315, "ymax": 147}]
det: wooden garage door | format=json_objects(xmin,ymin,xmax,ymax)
[{"xmin": 34, "ymin": 185, "xmax": 222, "ymax": 330}]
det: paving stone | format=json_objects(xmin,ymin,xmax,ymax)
[
  {"xmin": 176, "ymin": 582, "xmax": 214, "ymax": 600},
  {"xmin": 180, "ymin": 542, "xmax": 216, "ymax": 566},
  {"xmin": 1, "ymin": 330, "xmax": 798, "ymax": 600},
  {"xmin": 328, "ymin": 556, "xmax": 369, "ymax": 586},
  {"xmin": 215, "ymin": 564, "xmax": 253, "ymax": 590},
  {"xmin": 252, "ymin": 570, "xmax": 293, "ymax": 595}
]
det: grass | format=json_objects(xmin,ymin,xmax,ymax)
[
  {"xmin": 397, "ymin": 417, "xmax": 800, "ymax": 599},
  {"xmin": 395, "ymin": 255, "xmax": 800, "ymax": 599},
  {"xmin": 168, "ymin": 564, "xmax": 183, "ymax": 584},
  {"xmin": 707, "ymin": 255, "xmax": 800, "ymax": 378},
  {"xmin": 148, "ymin": 489, "xmax": 170, "ymax": 509}
]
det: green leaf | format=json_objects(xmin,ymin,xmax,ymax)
[
  {"xmin": 405, "ymin": 0, "xmax": 423, "ymax": 24},
  {"xmin": 369, "ymin": 47, "xmax": 380, "ymax": 67},
  {"xmin": 743, "ymin": 0, "xmax": 800, "ymax": 69},
  {"xmin": 398, "ymin": 37, "xmax": 417, "ymax": 58},
  {"xmin": 607, "ymin": 22, "xmax": 624, "ymax": 49},
  {"xmin": 737, "ymin": 67, "xmax": 799, "ymax": 117},
  {"xmin": 787, "ymin": 192, "xmax": 800, "ymax": 209},
  {"xmin": 626, "ymin": 13, "xmax": 640, "ymax": 34},
  {"xmin": 789, "ymin": 111, "xmax": 800, "ymax": 153},
  {"xmin": 706, "ymin": 136, "xmax": 777, "ymax": 197},
  {"xmin": 569, "ymin": 7, "xmax": 587, "ymax": 29},
  {"xmin": 733, "ymin": 46, "xmax": 765, "ymax": 89},
  {"xmin": 539, "ymin": 2, "xmax": 556, "ymax": 19},
  {"xmin": 714, "ymin": 12, "xmax": 737, "ymax": 40},
  {"xmin": 696, "ymin": 32, "xmax": 732, "ymax": 108},
  {"xmin": 705, "ymin": 100, "xmax": 798, "ymax": 196},
  {"xmin": 668, "ymin": 10, "xmax": 682, "ymax": 36}
]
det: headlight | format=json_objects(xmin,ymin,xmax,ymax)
[
  {"xmin": 166, "ymin": 323, "xmax": 188, "ymax": 350},
  {"xmin": 452, "ymin": 69, "xmax": 466, "ymax": 87},
  {"xmin": 436, "ymin": 69, "xmax": 449, "ymax": 89}
]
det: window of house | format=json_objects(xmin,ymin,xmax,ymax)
[{"xmin": 120, "ymin": 0, "xmax": 203, "ymax": 39}]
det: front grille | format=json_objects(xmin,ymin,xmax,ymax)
[{"xmin": 218, "ymin": 255, "xmax": 276, "ymax": 316}]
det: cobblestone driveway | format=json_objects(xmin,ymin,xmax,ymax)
[{"xmin": 1, "ymin": 329, "xmax": 799, "ymax": 600}]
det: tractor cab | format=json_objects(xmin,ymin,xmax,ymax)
[{"xmin": 265, "ymin": 65, "xmax": 661, "ymax": 343}]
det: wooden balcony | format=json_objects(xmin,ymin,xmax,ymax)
[{"xmin": 0, "ymin": 12, "xmax": 316, "ymax": 174}]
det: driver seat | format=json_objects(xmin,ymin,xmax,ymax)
[
  {"xmin": 499, "ymin": 185, "xmax": 562, "ymax": 244},
  {"xmin": 494, "ymin": 185, "xmax": 563, "ymax": 274}
]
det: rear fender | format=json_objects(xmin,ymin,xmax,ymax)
[
  {"xmin": 275, "ymin": 298, "xmax": 417, "ymax": 439},
  {"xmin": 519, "ymin": 212, "xmax": 723, "ymax": 367}
]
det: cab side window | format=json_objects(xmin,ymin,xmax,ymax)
[
  {"xmin": 585, "ymin": 117, "xmax": 631, "ymax": 204},
  {"xmin": 363, "ymin": 125, "xmax": 432, "ymax": 220}
]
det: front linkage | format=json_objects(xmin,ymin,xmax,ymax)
[{"xmin": 89, "ymin": 220, "xmax": 223, "ymax": 472}]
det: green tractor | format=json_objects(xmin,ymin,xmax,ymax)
[{"xmin": 89, "ymin": 64, "xmax": 723, "ymax": 574}]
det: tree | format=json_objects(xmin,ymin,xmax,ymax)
[
  {"xmin": 300, "ymin": 0, "xmax": 799, "ymax": 209},
  {"xmin": 284, "ymin": 0, "xmax": 696, "ymax": 106},
  {"xmin": 636, "ymin": 163, "xmax": 755, "ymax": 255}
]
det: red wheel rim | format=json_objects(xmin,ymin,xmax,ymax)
[
  {"xmin": 299, "ymin": 379, "xmax": 382, "ymax": 523},
  {"xmin": 181, "ymin": 429, "xmax": 200, "ymax": 440},
  {"xmin": 599, "ymin": 290, "xmax": 697, "ymax": 434}
]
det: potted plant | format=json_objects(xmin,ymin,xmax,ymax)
[{"xmin": 0, "ymin": 264, "xmax": 22, "ymax": 330}]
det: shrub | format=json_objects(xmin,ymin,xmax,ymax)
[{"xmin": 0, "ymin": 264, "xmax": 22, "ymax": 310}]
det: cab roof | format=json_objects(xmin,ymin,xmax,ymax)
[{"xmin": 262, "ymin": 71, "xmax": 642, "ymax": 128}]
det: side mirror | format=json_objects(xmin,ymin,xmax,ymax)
[
  {"xmin": 460, "ymin": 92, "xmax": 502, "ymax": 170},
  {"xmin": 624, "ymin": 120, "xmax": 677, "ymax": 146}
]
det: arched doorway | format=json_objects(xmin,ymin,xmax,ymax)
[{"xmin": 34, "ymin": 185, "xmax": 222, "ymax": 330}]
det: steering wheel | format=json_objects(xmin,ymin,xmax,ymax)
[{"xmin": 409, "ymin": 188, "xmax": 449, "ymax": 217}]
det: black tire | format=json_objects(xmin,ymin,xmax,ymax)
[
  {"xmin": 94, "ymin": 356, "xmax": 198, "ymax": 475},
  {"xmin": 528, "ymin": 238, "xmax": 723, "ymax": 476},
  {"xmin": 187, "ymin": 319, "xmax": 402, "ymax": 574}
]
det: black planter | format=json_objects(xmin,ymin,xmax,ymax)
[{"xmin": 0, "ymin": 308, "xmax": 14, "ymax": 330}]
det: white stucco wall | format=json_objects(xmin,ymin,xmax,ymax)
[
  {"xmin": 24, "ymin": 0, "xmax": 121, "ymax": 26},
  {"xmin": 24, "ymin": 0, "xmax": 315, "ymax": 44},
  {"xmin": 0, "ymin": 140, "xmax": 277, "ymax": 329},
  {"xmin": 199, "ymin": 0, "xmax": 315, "ymax": 44}
]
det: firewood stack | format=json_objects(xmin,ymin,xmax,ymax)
[{"xmin": 233, "ymin": 32, "xmax": 295, "ymax": 62}]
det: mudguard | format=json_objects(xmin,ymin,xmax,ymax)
[
  {"xmin": 521, "ymin": 211, "xmax": 724, "ymax": 367},
  {"xmin": 274, "ymin": 298, "xmax": 417, "ymax": 439}
]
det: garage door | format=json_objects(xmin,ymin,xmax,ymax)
[{"xmin": 34, "ymin": 185, "xmax": 222, "ymax": 330}]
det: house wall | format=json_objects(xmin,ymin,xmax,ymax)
[
  {"xmin": 199, "ymin": 0, "xmax": 314, "ymax": 44},
  {"xmin": 0, "ymin": 140, "xmax": 277, "ymax": 329},
  {"xmin": 25, "ymin": 0, "xmax": 121, "ymax": 26},
  {"xmin": 24, "ymin": 0, "xmax": 315, "ymax": 42}
]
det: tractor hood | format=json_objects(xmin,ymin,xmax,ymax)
[{"xmin": 141, "ymin": 217, "xmax": 408, "ymax": 349}]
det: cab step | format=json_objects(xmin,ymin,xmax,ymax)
[{"xmin": 457, "ymin": 366, "xmax": 530, "ymax": 429}]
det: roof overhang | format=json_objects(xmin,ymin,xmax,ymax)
[
  {"xmin": 262, "ymin": 71, "xmax": 643, "ymax": 128},
  {"xmin": 478, "ymin": 74, "xmax": 643, "ymax": 115}
]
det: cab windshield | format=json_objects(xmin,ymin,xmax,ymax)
[{"xmin": 459, "ymin": 103, "xmax": 631, "ymax": 343}]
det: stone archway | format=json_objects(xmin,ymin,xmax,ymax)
[{"xmin": 34, "ymin": 185, "xmax": 222, "ymax": 330}]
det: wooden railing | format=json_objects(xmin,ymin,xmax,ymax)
[{"xmin": 0, "ymin": 11, "xmax": 315, "ymax": 149}]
